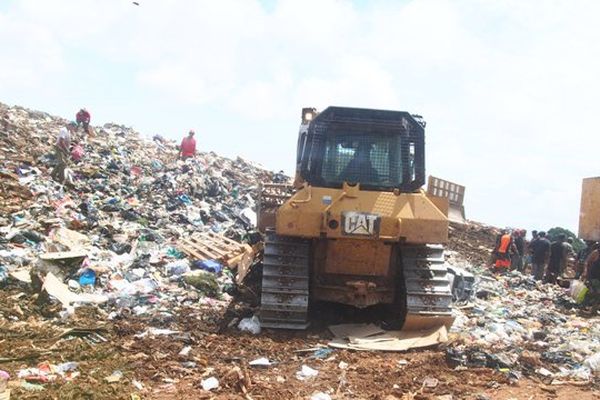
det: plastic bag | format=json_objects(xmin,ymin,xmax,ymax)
[
  {"xmin": 79, "ymin": 269, "xmax": 96, "ymax": 286},
  {"xmin": 193, "ymin": 259, "xmax": 222, "ymax": 275},
  {"xmin": 570, "ymin": 280, "xmax": 589, "ymax": 304},
  {"xmin": 238, "ymin": 316, "xmax": 261, "ymax": 335},
  {"xmin": 584, "ymin": 352, "xmax": 600, "ymax": 372},
  {"xmin": 71, "ymin": 144, "xmax": 84, "ymax": 161}
]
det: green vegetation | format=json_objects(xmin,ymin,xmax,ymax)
[{"xmin": 546, "ymin": 227, "xmax": 586, "ymax": 253}]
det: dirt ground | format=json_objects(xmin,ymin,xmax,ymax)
[{"xmin": 1, "ymin": 285, "xmax": 598, "ymax": 400}]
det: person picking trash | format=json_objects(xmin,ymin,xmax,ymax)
[{"xmin": 51, "ymin": 121, "xmax": 77, "ymax": 183}]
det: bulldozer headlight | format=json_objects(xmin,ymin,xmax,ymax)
[{"xmin": 302, "ymin": 107, "xmax": 317, "ymax": 123}]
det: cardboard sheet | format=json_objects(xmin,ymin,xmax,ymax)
[
  {"xmin": 51, "ymin": 227, "xmax": 91, "ymax": 250},
  {"xmin": 10, "ymin": 268, "xmax": 32, "ymax": 283},
  {"xmin": 42, "ymin": 272, "xmax": 108, "ymax": 306},
  {"xmin": 40, "ymin": 251, "xmax": 87, "ymax": 261},
  {"xmin": 328, "ymin": 323, "xmax": 385, "ymax": 339},
  {"xmin": 328, "ymin": 324, "xmax": 448, "ymax": 352}
]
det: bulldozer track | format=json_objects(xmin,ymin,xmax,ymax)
[
  {"xmin": 401, "ymin": 244, "xmax": 454, "ymax": 329},
  {"xmin": 260, "ymin": 230, "xmax": 310, "ymax": 329}
]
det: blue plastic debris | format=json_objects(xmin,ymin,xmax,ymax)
[
  {"xmin": 79, "ymin": 269, "xmax": 97, "ymax": 286},
  {"xmin": 193, "ymin": 259, "xmax": 223, "ymax": 275}
]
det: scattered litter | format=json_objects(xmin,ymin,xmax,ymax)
[
  {"xmin": 296, "ymin": 365, "xmax": 319, "ymax": 381},
  {"xmin": 132, "ymin": 380, "xmax": 144, "ymax": 390},
  {"xmin": 584, "ymin": 352, "xmax": 600, "ymax": 372},
  {"xmin": 0, "ymin": 370, "xmax": 8, "ymax": 398},
  {"xmin": 423, "ymin": 376, "xmax": 439, "ymax": 388},
  {"xmin": 311, "ymin": 348, "xmax": 334, "ymax": 359},
  {"xmin": 536, "ymin": 367, "xmax": 553, "ymax": 377},
  {"xmin": 310, "ymin": 392, "xmax": 332, "ymax": 400},
  {"xmin": 178, "ymin": 346, "xmax": 192, "ymax": 357},
  {"xmin": 249, "ymin": 357, "xmax": 272, "ymax": 367},
  {"xmin": 238, "ymin": 315, "xmax": 261, "ymax": 335},
  {"xmin": 20, "ymin": 382, "xmax": 44, "ymax": 391},
  {"xmin": 78, "ymin": 269, "xmax": 96, "ymax": 286},
  {"xmin": 105, "ymin": 370, "xmax": 123, "ymax": 383},
  {"xmin": 17, "ymin": 362, "xmax": 79, "ymax": 383},
  {"xmin": 328, "ymin": 324, "xmax": 448, "ymax": 352},
  {"xmin": 42, "ymin": 272, "xmax": 107, "ymax": 307},
  {"xmin": 134, "ymin": 328, "xmax": 180, "ymax": 338},
  {"xmin": 201, "ymin": 376, "xmax": 219, "ymax": 391}
]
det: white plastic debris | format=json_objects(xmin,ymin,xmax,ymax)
[
  {"xmin": 584, "ymin": 352, "xmax": 600, "ymax": 372},
  {"xmin": 310, "ymin": 392, "xmax": 331, "ymax": 400},
  {"xmin": 132, "ymin": 380, "xmax": 144, "ymax": 390},
  {"xmin": 536, "ymin": 367, "xmax": 553, "ymax": 377},
  {"xmin": 249, "ymin": 357, "xmax": 271, "ymax": 367},
  {"xmin": 423, "ymin": 376, "xmax": 439, "ymax": 388},
  {"xmin": 201, "ymin": 376, "xmax": 219, "ymax": 391},
  {"xmin": 178, "ymin": 346, "xmax": 192, "ymax": 357},
  {"xmin": 296, "ymin": 365, "xmax": 319, "ymax": 381},
  {"xmin": 104, "ymin": 370, "xmax": 123, "ymax": 383},
  {"xmin": 240, "ymin": 207, "xmax": 257, "ymax": 227},
  {"xmin": 238, "ymin": 315, "xmax": 261, "ymax": 335},
  {"xmin": 134, "ymin": 328, "xmax": 179, "ymax": 339},
  {"xmin": 67, "ymin": 280, "xmax": 80, "ymax": 291},
  {"xmin": 338, "ymin": 361, "xmax": 348, "ymax": 370}
]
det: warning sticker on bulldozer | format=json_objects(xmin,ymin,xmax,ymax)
[{"xmin": 342, "ymin": 211, "xmax": 381, "ymax": 236}]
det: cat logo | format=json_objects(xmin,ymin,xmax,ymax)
[{"xmin": 342, "ymin": 212, "xmax": 381, "ymax": 236}]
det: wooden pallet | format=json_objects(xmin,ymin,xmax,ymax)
[
  {"xmin": 178, "ymin": 231, "xmax": 254, "ymax": 283},
  {"xmin": 257, "ymin": 182, "xmax": 294, "ymax": 232}
]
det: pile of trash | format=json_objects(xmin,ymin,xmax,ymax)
[
  {"xmin": 0, "ymin": 101, "xmax": 277, "ymax": 326},
  {"xmin": 446, "ymin": 254, "xmax": 600, "ymax": 384},
  {"xmin": 447, "ymin": 221, "xmax": 499, "ymax": 267}
]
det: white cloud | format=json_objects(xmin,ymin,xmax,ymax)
[{"xmin": 0, "ymin": 14, "xmax": 64, "ymax": 91}]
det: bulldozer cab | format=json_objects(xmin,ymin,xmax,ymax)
[{"xmin": 295, "ymin": 107, "xmax": 426, "ymax": 193}]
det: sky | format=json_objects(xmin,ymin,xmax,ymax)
[{"xmin": 1, "ymin": 0, "xmax": 599, "ymax": 233}]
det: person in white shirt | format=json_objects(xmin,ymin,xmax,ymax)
[{"xmin": 51, "ymin": 122, "xmax": 77, "ymax": 183}]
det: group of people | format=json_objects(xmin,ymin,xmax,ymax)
[
  {"xmin": 51, "ymin": 108, "xmax": 198, "ymax": 184},
  {"xmin": 492, "ymin": 229, "xmax": 600, "ymax": 309},
  {"xmin": 493, "ymin": 230, "xmax": 578, "ymax": 281}
]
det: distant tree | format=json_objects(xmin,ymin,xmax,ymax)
[{"xmin": 546, "ymin": 227, "xmax": 585, "ymax": 253}]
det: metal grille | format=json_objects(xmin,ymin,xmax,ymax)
[
  {"xmin": 300, "ymin": 107, "xmax": 426, "ymax": 192},
  {"xmin": 321, "ymin": 134, "xmax": 404, "ymax": 187},
  {"xmin": 427, "ymin": 176, "xmax": 465, "ymax": 206}
]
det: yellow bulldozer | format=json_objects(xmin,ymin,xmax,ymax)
[{"xmin": 258, "ymin": 106, "xmax": 454, "ymax": 330}]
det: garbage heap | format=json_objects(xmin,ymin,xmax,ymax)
[
  {"xmin": 446, "ymin": 249, "xmax": 600, "ymax": 384},
  {"xmin": 447, "ymin": 221, "xmax": 499, "ymax": 267},
  {"xmin": 0, "ymin": 101, "xmax": 277, "ymax": 326}
]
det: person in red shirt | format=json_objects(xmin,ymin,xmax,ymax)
[
  {"xmin": 179, "ymin": 130, "xmax": 197, "ymax": 160},
  {"xmin": 76, "ymin": 108, "xmax": 91, "ymax": 133}
]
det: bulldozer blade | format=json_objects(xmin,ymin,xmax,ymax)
[{"xmin": 427, "ymin": 176, "xmax": 466, "ymax": 224}]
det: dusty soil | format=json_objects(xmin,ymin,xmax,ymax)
[
  {"xmin": 1, "ymin": 286, "xmax": 598, "ymax": 400},
  {"xmin": 447, "ymin": 222, "xmax": 499, "ymax": 267}
]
